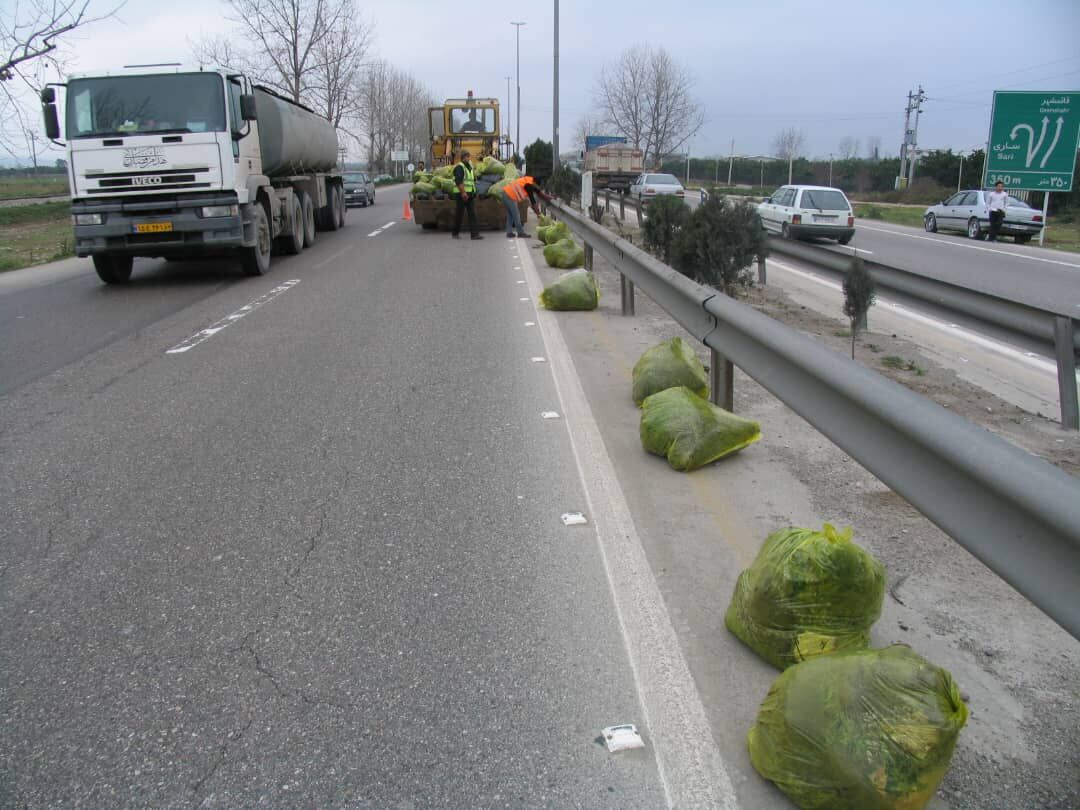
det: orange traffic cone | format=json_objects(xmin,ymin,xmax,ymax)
[{"xmin": 402, "ymin": 199, "xmax": 412, "ymax": 221}]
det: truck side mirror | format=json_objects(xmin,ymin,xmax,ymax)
[
  {"xmin": 40, "ymin": 87, "xmax": 56, "ymax": 104},
  {"xmin": 240, "ymin": 94, "xmax": 257, "ymax": 121},
  {"xmin": 43, "ymin": 103, "xmax": 61, "ymax": 141}
]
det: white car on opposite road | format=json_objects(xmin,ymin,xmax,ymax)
[
  {"xmin": 629, "ymin": 173, "xmax": 686, "ymax": 206},
  {"xmin": 758, "ymin": 185, "xmax": 856, "ymax": 244}
]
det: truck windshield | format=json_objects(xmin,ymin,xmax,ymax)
[{"xmin": 66, "ymin": 73, "xmax": 226, "ymax": 138}]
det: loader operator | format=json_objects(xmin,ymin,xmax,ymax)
[{"xmin": 451, "ymin": 151, "xmax": 483, "ymax": 240}]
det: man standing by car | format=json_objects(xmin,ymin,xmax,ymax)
[
  {"xmin": 452, "ymin": 151, "xmax": 482, "ymax": 240},
  {"xmin": 987, "ymin": 181, "xmax": 1008, "ymax": 242}
]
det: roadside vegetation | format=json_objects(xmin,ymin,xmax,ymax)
[
  {"xmin": 0, "ymin": 173, "xmax": 70, "ymax": 200},
  {"xmin": 0, "ymin": 202, "xmax": 74, "ymax": 271}
]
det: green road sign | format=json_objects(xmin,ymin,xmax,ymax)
[{"xmin": 983, "ymin": 91, "xmax": 1079, "ymax": 192}]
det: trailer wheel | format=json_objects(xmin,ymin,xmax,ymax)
[
  {"xmin": 278, "ymin": 195, "xmax": 304, "ymax": 255},
  {"xmin": 93, "ymin": 254, "xmax": 133, "ymax": 284},
  {"xmin": 241, "ymin": 204, "xmax": 272, "ymax": 276},
  {"xmin": 325, "ymin": 185, "xmax": 342, "ymax": 232},
  {"xmin": 297, "ymin": 191, "xmax": 316, "ymax": 247},
  {"xmin": 337, "ymin": 190, "xmax": 346, "ymax": 229}
]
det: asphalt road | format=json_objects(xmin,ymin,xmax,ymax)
[{"xmin": 1, "ymin": 189, "xmax": 696, "ymax": 806}]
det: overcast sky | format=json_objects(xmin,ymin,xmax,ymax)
[{"xmin": 32, "ymin": 0, "xmax": 1080, "ymax": 161}]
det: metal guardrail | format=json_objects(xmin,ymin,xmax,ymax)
[{"xmin": 549, "ymin": 198, "xmax": 1080, "ymax": 640}]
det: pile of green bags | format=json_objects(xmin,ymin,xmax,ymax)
[
  {"xmin": 539, "ymin": 269, "xmax": 600, "ymax": 311},
  {"xmin": 538, "ymin": 221, "xmax": 570, "ymax": 244},
  {"xmin": 748, "ymin": 645, "xmax": 968, "ymax": 810},
  {"xmin": 410, "ymin": 159, "xmax": 520, "ymax": 199},
  {"xmin": 725, "ymin": 524, "xmax": 885, "ymax": 669},
  {"xmin": 632, "ymin": 337, "xmax": 708, "ymax": 406},
  {"xmin": 543, "ymin": 237, "xmax": 585, "ymax": 269},
  {"xmin": 640, "ymin": 386, "xmax": 761, "ymax": 471}
]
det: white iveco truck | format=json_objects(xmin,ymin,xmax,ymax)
[{"xmin": 41, "ymin": 64, "xmax": 345, "ymax": 283}]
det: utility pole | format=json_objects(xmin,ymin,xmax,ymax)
[
  {"xmin": 898, "ymin": 86, "xmax": 926, "ymax": 188},
  {"xmin": 727, "ymin": 138, "xmax": 734, "ymax": 186},
  {"xmin": 552, "ymin": 0, "xmax": 560, "ymax": 171},
  {"xmin": 505, "ymin": 76, "xmax": 512, "ymax": 154},
  {"xmin": 511, "ymin": 21, "xmax": 526, "ymax": 161}
]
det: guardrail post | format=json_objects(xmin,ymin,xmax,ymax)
[
  {"xmin": 585, "ymin": 242, "xmax": 594, "ymax": 271},
  {"xmin": 619, "ymin": 193, "xmax": 626, "ymax": 221},
  {"xmin": 620, "ymin": 274, "xmax": 635, "ymax": 316},
  {"xmin": 604, "ymin": 188, "xmax": 611, "ymax": 212},
  {"xmin": 635, "ymin": 200, "xmax": 643, "ymax": 227},
  {"xmin": 757, "ymin": 254, "xmax": 767, "ymax": 285},
  {"xmin": 709, "ymin": 349, "xmax": 734, "ymax": 411},
  {"xmin": 1054, "ymin": 316, "xmax": 1079, "ymax": 430}
]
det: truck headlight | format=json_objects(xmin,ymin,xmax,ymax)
[
  {"xmin": 73, "ymin": 213, "xmax": 103, "ymax": 225},
  {"xmin": 199, "ymin": 204, "xmax": 239, "ymax": 218}
]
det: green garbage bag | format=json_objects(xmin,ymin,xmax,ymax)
[
  {"xmin": 538, "ymin": 213, "xmax": 555, "ymax": 228},
  {"xmin": 503, "ymin": 163, "xmax": 521, "ymax": 181},
  {"xmin": 725, "ymin": 525, "xmax": 885, "ymax": 669},
  {"xmin": 413, "ymin": 171, "xmax": 432, "ymax": 183},
  {"xmin": 640, "ymin": 386, "xmax": 760, "ymax": 471},
  {"xmin": 538, "ymin": 221, "xmax": 571, "ymax": 245},
  {"xmin": 475, "ymin": 156, "xmax": 505, "ymax": 176},
  {"xmin": 540, "ymin": 269, "xmax": 600, "ymax": 311},
  {"xmin": 411, "ymin": 181, "xmax": 437, "ymax": 196},
  {"xmin": 543, "ymin": 237, "xmax": 585, "ymax": 269},
  {"xmin": 433, "ymin": 165, "xmax": 455, "ymax": 179},
  {"xmin": 431, "ymin": 175, "xmax": 457, "ymax": 194},
  {"xmin": 488, "ymin": 178, "xmax": 512, "ymax": 198},
  {"xmin": 748, "ymin": 645, "xmax": 968, "ymax": 810},
  {"xmin": 632, "ymin": 337, "xmax": 708, "ymax": 406}
]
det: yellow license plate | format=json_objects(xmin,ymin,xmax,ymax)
[{"xmin": 134, "ymin": 222, "xmax": 173, "ymax": 233}]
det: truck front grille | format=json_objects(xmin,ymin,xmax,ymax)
[{"xmin": 85, "ymin": 167, "xmax": 213, "ymax": 195}]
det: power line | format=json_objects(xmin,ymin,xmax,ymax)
[{"xmin": 930, "ymin": 55, "xmax": 1080, "ymax": 95}]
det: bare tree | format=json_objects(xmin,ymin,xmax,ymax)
[
  {"xmin": 594, "ymin": 45, "xmax": 703, "ymax": 168},
  {"xmin": 357, "ymin": 61, "xmax": 434, "ymax": 172},
  {"xmin": 771, "ymin": 127, "xmax": 805, "ymax": 160},
  {"xmin": 837, "ymin": 136, "xmax": 861, "ymax": 160},
  {"xmin": 1, "ymin": 0, "xmax": 120, "ymax": 159},
  {"xmin": 192, "ymin": 0, "xmax": 372, "ymax": 113},
  {"xmin": 865, "ymin": 135, "xmax": 882, "ymax": 161},
  {"xmin": 572, "ymin": 114, "xmax": 605, "ymax": 152}
]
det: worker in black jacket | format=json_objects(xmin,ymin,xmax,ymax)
[{"xmin": 451, "ymin": 150, "xmax": 482, "ymax": 240}]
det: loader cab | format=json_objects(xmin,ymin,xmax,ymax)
[{"xmin": 428, "ymin": 90, "xmax": 500, "ymax": 167}]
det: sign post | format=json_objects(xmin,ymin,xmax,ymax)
[{"xmin": 983, "ymin": 91, "xmax": 1079, "ymax": 246}]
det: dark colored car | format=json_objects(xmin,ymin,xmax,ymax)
[{"xmin": 343, "ymin": 172, "xmax": 375, "ymax": 208}]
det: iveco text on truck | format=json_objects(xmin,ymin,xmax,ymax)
[{"xmin": 41, "ymin": 64, "xmax": 345, "ymax": 283}]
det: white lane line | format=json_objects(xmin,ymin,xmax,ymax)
[
  {"xmin": 366, "ymin": 230, "xmax": 382, "ymax": 237},
  {"xmin": 857, "ymin": 224, "xmax": 1080, "ymax": 268},
  {"xmin": 383, "ymin": 221, "xmax": 396, "ymax": 228},
  {"xmin": 766, "ymin": 258, "xmax": 1058, "ymax": 374},
  {"xmin": 166, "ymin": 279, "xmax": 300, "ymax": 355},
  {"xmin": 517, "ymin": 242, "xmax": 738, "ymax": 808},
  {"xmin": 313, "ymin": 248, "xmax": 348, "ymax": 269},
  {"xmin": 827, "ymin": 246, "xmax": 873, "ymax": 255}
]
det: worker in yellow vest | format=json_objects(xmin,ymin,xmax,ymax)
[{"xmin": 451, "ymin": 151, "xmax": 482, "ymax": 240}]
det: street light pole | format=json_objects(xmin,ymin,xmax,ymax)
[
  {"xmin": 552, "ymin": 0, "xmax": 560, "ymax": 170},
  {"xmin": 511, "ymin": 21, "xmax": 526, "ymax": 159},
  {"xmin": 957, "ymin": 152, "xmax": 964, "ymax": 192},
  {"xmin": 505, "ymin": 76, "xmax": 512, "ymax": 155},
  {"xmin": 829, "ymin": 153, "xmax": 833, "ymax": 186},
  {"xmin": 727, "ymin": 138, "xmax": 734, "ymax": 186}
]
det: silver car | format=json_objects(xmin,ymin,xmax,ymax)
[
  {"xmin": 343, "ymin": 172, "xmax": 375, "ymax": 208},
  {"xmin": 629, "ymin": 173, "xmax": 685, "ymax": 206},
  {"xmin": 923, "ymin": 190, "xmax": 1043, "ymax": 243}
]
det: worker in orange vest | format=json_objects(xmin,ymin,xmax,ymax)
[{"xmin": 501, "ymin": 170, "xmax": 552, "ymax": 239}]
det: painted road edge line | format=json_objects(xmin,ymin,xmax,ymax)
[
  {"xmin": 166, "ymin": 279, "xmax": 300, "ymax": 355},
  {"xmin": 857, "ymin": 223, "xmax": 1080, "ymax": 269},
  {"xmin": 765, "ymin": 258, "xmax": 1059, "ymax": 374},
  {"xmin": 517, "ymin": 244, "xmax": 738, "ymax": 809}
]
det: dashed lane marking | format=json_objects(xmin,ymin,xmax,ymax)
[{"xmin": 166, "ymin": 279, "xmax": 300, "ymax": 355}]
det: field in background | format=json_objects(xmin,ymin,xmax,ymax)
[
  {"xmin": 0, "ymin": 175, "xmax": 70, "ymax": 200},
  {"xmin": 0, "ymin": 202, "xmax": 74, "ymax": 271}
]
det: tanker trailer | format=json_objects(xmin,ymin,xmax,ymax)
[{"xmin": 44, "ymin": 66, "xmax": 346, "ymax": 283}]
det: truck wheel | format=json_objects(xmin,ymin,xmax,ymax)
[
  {"xmin": 93, "ymin": 254, "xmax": 133, "ymax": 284},
  {"xmin": 241, "ymin": 204, "xmax": 272, "ymax": 276},
  {"xmin": 298, "ymin": 191, "xmax": 316, "ymax": 247},
  {"xmin": 325, "ymin": 185, "xmax": 342, "ymax": 232},
  {"xmin": 337, "ymin": 192, "xmax": 346, "ymax": 229},
  {"xmin": 278, "ymin": 196, "xmax": 304, "ymax": 255}
]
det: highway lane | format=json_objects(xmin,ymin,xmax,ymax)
[{"xmin": 1, "ymin": 187, "xmax": 706, "ymax": 806}]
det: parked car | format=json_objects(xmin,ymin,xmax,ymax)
[
  {"xmin": 629, "ymin": 173, "xmax": 685, "ymax": 205},
  {"xmin": 922, "ymin": 190, "xmax": 1043, "ymax": 243},
  {"xmin": 757, "ymin": 185, "xmax": 855, "ymax": 244},
  {"xmin": 343, "ymin": 172, "xmax": 375, "ymax": 207}
]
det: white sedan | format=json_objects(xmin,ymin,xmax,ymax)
[{"xmin": 629, "ymin": 173, "xmax": 686, "ymax": 206}]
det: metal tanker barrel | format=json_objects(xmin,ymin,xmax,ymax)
[{"xmin": 253, "ymin": 87, "xmax": 338, "ymax": 177}]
